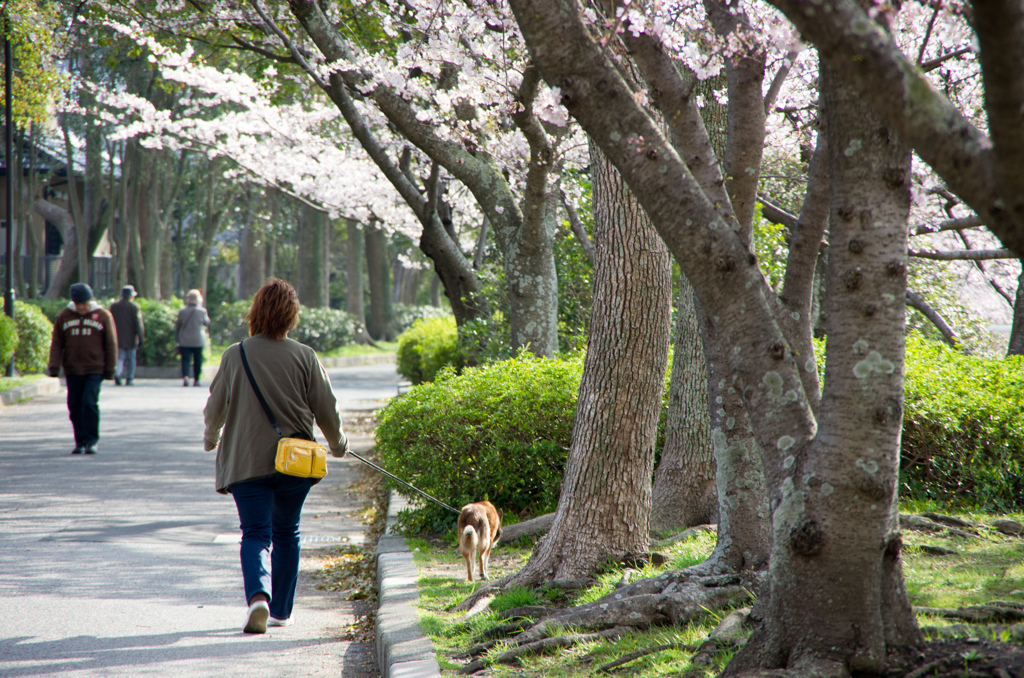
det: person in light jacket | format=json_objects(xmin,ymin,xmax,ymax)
[
  {"xmin": 175, "ymin": 289, "xmax": 211, "ymax": 387},
  {"xmin": 203, "ymin": 278, "xmax": 349, "ymax": 634}
]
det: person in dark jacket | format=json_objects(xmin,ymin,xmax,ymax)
[
  {"xmin": 109, "ymin": 285, "xmax": 145, "ymax": 386},
  {"xmin": 48, "ymin": 283, "xmax": 118, "ymax": 455},
  {"xmin": 175, "ymin": 288, "xmax": 211, "ymax": 387}
]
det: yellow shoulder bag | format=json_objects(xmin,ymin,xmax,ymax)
[{"xmin": 239, "ymin": 341, "xmax": 328, "ymax": 479}]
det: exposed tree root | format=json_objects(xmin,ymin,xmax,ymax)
[
  {"xmin": 499, "ymin": 513, "xmax": 555, "ymax": 543},
  {"xmin": 499, "ymin": 605, "xmax": 557, "ymax": 620},
  {"xmin": 915, "ymin": 605, "xmax": 1024, "ymax": 624},
  {"xmin": 900, "ymin": 514, "xmax": 979, "ymax": 540},
  {"xmin": 597, "ymin": 642, "xmax": 699, "ymax": 673},
  {"xmin": 474, "ymin": 620, "xmax": 534, "ymax": 642},
  {"xmin": 921, "ymin": 622, "xmax": 1024, "ymax": 641},
  {"xmin": 455, "ymin": 574, "xmax": 513, "ymax": 613},
  {"xmin": 457, "ymin": 626, "xmax": 630, "ymax": 674}
]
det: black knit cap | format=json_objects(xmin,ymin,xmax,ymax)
[{"xmin": 70, "ymin": 283, "xmax": 93, "ymax": 303}]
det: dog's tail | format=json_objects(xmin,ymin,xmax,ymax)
[{"xmin": 459, "ymin": 525, "xmax": 478, "ymax": 556}]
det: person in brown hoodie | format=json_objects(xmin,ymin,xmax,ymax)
[{"xmin": 48, "ymin": 283, "xmax": 118, "ymax": 455}]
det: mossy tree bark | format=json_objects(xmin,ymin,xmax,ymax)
[{"xmin": 724, "ymin": 60, "xmax": 920, "ymax": 677}]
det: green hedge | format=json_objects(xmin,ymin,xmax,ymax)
[
  {"xmin": 210, "ymin": 300, "xmax": 251, "ymax": 346},
  {"xmin": 136, "ymin": 298, "xmax": 185, "ymax": 367},
  {"xmin": 27, "ymin": 299, "xmax": 71, "ymax": 322},
  {"xmin": 376, "ymin": 353, "xmax": 584, "ymax": 532},
  {"xmin": 292, "ymin": 307, "xmax": 358, "ymax": 352},
  {"xmin": 211, "ymin": 300, "xmax": 358, "ymax": 352},
  {"xmin": 13, "ymin": 301, "xmax": 52, "ymax": 374},
  {"xmin": 900, "ymin": 335, "xmax": 1024, "ymax": 512},
  {"xmin": 0, "ymin": 314, "xmax": 16, "ymax": 367},
  {"xmin": 396, "ymin": 315, "xmax": 460, "ymax": 385},
  {"xmin": 392, "ymin": 303, "xmax": 452, "ymax": 334}
]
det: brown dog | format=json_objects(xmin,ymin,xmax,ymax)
[{"xmin": 457, "ymin": 501, "xmax": 503, "ymax": 582}]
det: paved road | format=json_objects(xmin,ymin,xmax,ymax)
[{"xmin": 0, "ymin": 362, "xmax": 403, "ymax": 678}]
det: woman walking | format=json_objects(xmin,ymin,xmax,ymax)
[
  {"xmin": 175, "ymin": 289, "xmax": 211, "ymax": 387},
  {"xmin": 203, "ymin": 279, "xmax": 349, "ymax": 634}
]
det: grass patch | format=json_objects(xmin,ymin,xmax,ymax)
[
  {"xmin": 413, "ymin": 530, "xmax": 735, "ymax": 677},
  {"xmin": 902, "ymin": 510, "xmax": 1024, "ymax": 633},
  {"xmin": 410, "ymin": 508, "xmax": 1024, "ymax": 677}
]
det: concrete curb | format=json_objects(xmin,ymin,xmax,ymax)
[
  {"xmin": 375, "ymin": 491, "xmax": 442, "ymax": 678},
  {"xmin": 0, "ymin": 377, "xmax": 61, "ymax": 407}
]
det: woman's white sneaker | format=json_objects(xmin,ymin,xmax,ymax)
[
  {"xmin": 243, "ymin": 600, "xmax": 270, "ymax": 634},
  {"xmin": 268, "ymin": 616, "xmax": 294, "ymax": 627}
]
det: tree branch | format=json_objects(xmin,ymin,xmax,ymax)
[
  {"xmin": 765, "ymin": 0, "xmax": 1024, "ymax": 257},
  {"xmin": 559, "ymin": 188, "xmax": 594, "ymax": 264},
  {"xmin": 764, "ymin": 48, "xmax": 802, "ymax": 114},
  {"xmin": 248, "ymin": 0, "xmax": 328, "ymax": 90},
  {"xmin": 906, "ymin": 289, "xmax": 963, "ymax": 351},
  {"xmin": 910, "ymin": 216, "xmax": 985, "ymax": 236},
  {"xmin": 908, "ymin": 248, "xmax": 1015, "ymax": 261},
  {"xmin": 229, "ymin": 35, "xmax": 299, "ymax": 64},
  {"xmin": 758, "ymin": 194, "xmax": 798, "ymax": 231}
]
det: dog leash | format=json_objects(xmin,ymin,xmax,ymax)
[{"xmin": 346, "ymin": 450, "xmax": 461, "ymax": 515}]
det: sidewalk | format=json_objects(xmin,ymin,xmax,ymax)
[{"xmin": 0, "ymin": 358, "xmax": 404, "ymax": 678}]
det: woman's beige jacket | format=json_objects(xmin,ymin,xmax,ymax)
[{"xmin": 204, "ymin": 335, "xmax": 349, "ymax": 493}]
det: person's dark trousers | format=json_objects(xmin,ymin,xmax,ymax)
[
  {"xmin": 230, "ymin": 474, "xmax": 314, "ymax": 621},
  {"xmin": 65, "ymin": 373, "xmax": 103, "ymax": 448},
  {"xmin": 180, "ymin": 346, "xmax": 203, "ymax": 381}
]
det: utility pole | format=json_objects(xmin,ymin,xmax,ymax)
[{"xmin": 4, "ymin": 18, "xmax": 14, "ymax": 377}]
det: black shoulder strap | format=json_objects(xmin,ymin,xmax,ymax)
[{"xmin": 238, "ymin": 340, "xmax": 285, "ymax": 439}]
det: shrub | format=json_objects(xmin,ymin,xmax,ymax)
[
  {"xmin": 136, "ymin": 298, "xmax": 185, "ymax": 367},
  {"xmin": 292, "ymin": 307, "xmax": 358, "ymax": 352},
  {"xmin": 27, "ymin": 298, "xmax": 71, "ymax": 323},
  {"xmin": 396, "ymin": 315, "xmax": 460, "ymax": 385},
  {"xmin": 13, "ymin": 301, "xmax": 52, "ymax": 374},
  {"xmin": 210, "ymin": 300, "xmax": 251, "ymax": 346},
  {"xmin": 0, "ymin": 313, "xmax": 17, "ymax": 367},
  {"xmin": 899, "ymin": 335, "xmax": 1024, "ymax": 512},
  {"xmin": 392, "ymin": 303, "xmax": 452, "ymax": 335},
  {"xmin": 375, "ymin": 353, "xmax": 585, "ymax": 533}
]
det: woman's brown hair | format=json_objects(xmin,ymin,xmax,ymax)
[{"xmin": 246, "ymin": 278, "xmax": 300, "ymax": 340}]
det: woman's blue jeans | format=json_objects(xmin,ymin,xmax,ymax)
[{"xmin": 230, "ymin": 473, "xmax": 314, "ymax": 620}]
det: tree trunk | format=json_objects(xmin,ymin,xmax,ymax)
[
  {"xmin": 298, "ymin": 203, "xmax": 328, "ymax": 307},
  {"xmin": 237, "ymin": 203, "xmax": 266, "ymax": 299},
  {"xmin": 139, "ymin": 161, "xmax": 162, "ymax": 298},
  {"xmin": 694, "ymin": 299, "xmax": 771, "ymax": 574},
  {"xmin": 366, "ymin": 222, "xmax": 393, "ymax": 339},
  {"xmin": 506, "ymin": 186, "xmax": 559, "ymax": 357},
  {"xmin": 506, "ymin": 68, "xmax": 560, "ymax": 357},
  {"xmin": 21, "ymin": 125, "xmax": 40, "ymax": 299},
  {"xmin": 512, "ymin": 142, "xmax": 672, "ymax": 583},
  {"xmin": 195, "ymin": 158, "xmax": 233, "ymax": 299},
  {"xmin": 429, "ymin": 273, "xmax": 440, "ymax": 306},
  {"xmin": 725, "ymin": 61, "xmax": 921, "ymax": 677},
  {"xmin": 36, "ymin": 199, "xmax": 78, "ymax": 299},
  {"xmin": 1007, "ymin": 263, "xmax": 1024, "ymax": 356},
  {"xmin": 650, "ymin": 277, "xmax": 717, "ymax": 534},
  {"xmin": 346, "ymin": 220, "xmax": 375, "ymax": 344}
]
